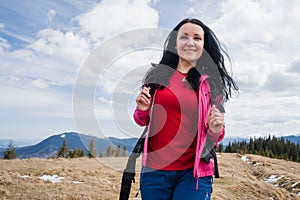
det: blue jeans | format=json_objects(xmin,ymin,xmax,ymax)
[{"xmin": 140, "ymin": 166, "xmax": 213, "ymax": 200}]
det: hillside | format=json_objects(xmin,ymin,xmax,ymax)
[
  {"xmin": 0, "ymin": 133, "xmax": 299, "ymax": 159},
  {"xmin": 0, "ymin": 132, "xmax": 138, "ymax": 159},
  {"xmin": 0, "ymin": 153, "xmax": 299, "ymax": 199}
]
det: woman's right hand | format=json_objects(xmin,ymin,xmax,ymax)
[{"xmin": 136, "ymin": 86, "xmax": 152, "ymax": 111}]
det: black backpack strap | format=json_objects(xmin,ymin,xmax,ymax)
[
  {"xmin": 200, "ymin": 141, "xmax": 220, "ymax": 178},
  {"xmin": 210, "ymin": 147, "xmax": 219, "ymax": 178},
  {"xmin": 119, "ymin": 126, "xmax": 148, "ymax": 200}
]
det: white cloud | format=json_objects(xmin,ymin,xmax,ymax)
[
  {"xmin": 96, "ymin": 49, "xmax": 161, "ymax": 94},
  {"xmin": 9, "ymin": 49, "xmax": 35, "ymax": 61},
  {"xmin": 0, "ymin": 37, "xmax": 10, "ymax": 55},
  {"xmin": 207, "ymin": 0, "xmax": 300, "ymax": 91},
  {"xmin": 98, "ymin": 96, "xmax": 112, "ymax": 104},
  {"xmin": 187, "ymin": 8, "xmax": 196, "ymax": 15},
  {"xmin": 184, "ymin": 0, "xmax": 222, "ymax": 24},
  {"xmin": 288, "ymin": 55, "xmax": 300, "ymax": 74},
  {"xmin": 76, "ymin": 0, "xmax": 159, "ymax": 41},
  {"xmin": 2, "ymin": 0, "xmax": 299, "ymax": 139},
  {"xmin": 218, "ymin": 1, "xmax": 273, "ymax": 42},
  {"xmin": 149, "ymin": 0, "xmax": 160, "ymax": 4},
  {"xmin": 225, "ymin": 93, "xmax": 300, "ymax": 137},
  {"xmin": 2, "ymin": 47, "xmax": 75, "ymax": 86},
  {"xmin": 32, "ymin": 79, "xmax": 49, "ymax": 89},
  {"xmin": 212, "ymin": 0, "xmax": 300, "ymax": 43},
  {"xmin": 210, "ymin": 0, "xmax": 300, "ymax": 64},
  {"xmin": 0, "ymin": 82, "xmax": 65, "ymax": 109},
  {"xmin": 48, "ymin": 9, "xmax": 56, "ymax": 21},
  {"xmin": 263, "ymin": 71, "xmax": 300, "ymax": 92},
  {"xmin": 30, "ymin": 28, "xmax": 90, "ymax": 65}
]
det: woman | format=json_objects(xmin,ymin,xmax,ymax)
[{"xmin": 134, "ymin": 18, "xmax": 238, "ymax": 200}]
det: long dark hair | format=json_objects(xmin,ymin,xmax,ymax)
[{"xmin": 143, "ymin": 18, "xmax": 238, "ymax": 103}]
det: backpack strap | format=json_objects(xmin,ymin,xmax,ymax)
[
  {"xmin": 119, "ymin": 126, "xmax": 148, "ymax": 200},
  {"xmin": 210, "ymin": 147, "xmax": 220, "ymax": 178},
  {"xmin": 200, "ymin": 140, "xmax": 220, "ymax": 178}
]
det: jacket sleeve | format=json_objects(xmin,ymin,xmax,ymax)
[
  {"xmin": 207, "ymin": 126, "xmax": 225, "ymax": 144},
  {"xmin": 206, "ymin": 86, "xmax": 225, "ymax": 144},
  {"xmin": 133, "ymin": 107, "xmax": 150, "ymax": 126}
]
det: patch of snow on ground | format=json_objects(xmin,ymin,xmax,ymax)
[
  {"xmin": 20, "ymin": 175, "xmax": 30, "ymax": 178},
  {"xmin": 241, "ymin": 155, "xmax": 248, "ymax": 162},
  {"xmin": 72, "ymin": 181, "xmax": 83, "ymax": 184},
  {"xmin": 40, "ymin": 174, "xmax": 63, "ymax": 183},
  {"xmin": 265, "ymin": 175, "xmax": 284, "ymax": 183},
  {"xmin": 292, "ymin": 182, "xmax": 300, "ymax": 188}
]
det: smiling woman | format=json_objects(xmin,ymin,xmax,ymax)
[{"xmin": 133, "ymin": 18, "xmax": 239, "ymax": 200}]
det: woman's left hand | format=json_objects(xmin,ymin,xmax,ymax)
[{"xmin": 208, "ymin": 105, "xmax": 225, "ymax": 134}]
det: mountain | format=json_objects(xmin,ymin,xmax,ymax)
[
  {"xmin": 219, "ymin": 137, "xmax": 249, "ymax": 146},
  {"xmin": 284, "ymin": 135, "xmax": 300, "ymax": 144},
  {"xmin": 17, "ymin": 132, "xmax": 108, "ymax": 159},
  {"xmin": 0, "ymin": 132, "xmax": 138, "ymax": 159},
  {"xmin": 107, "ymin": 137, "xmax": 138, "ymax": 151},
  {"xmin": 0, "ymin": 132, "xmax": 299, "ymax": 159},
  {"xmin": 0, "ymin": 138, "xmax": 39, "ymax": 148},
  {"xmin": 220, "ymin": 134, "xmax": 300, "ymax": 146}
]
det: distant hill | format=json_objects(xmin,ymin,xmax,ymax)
[
  {"xmin": 220, "ymin": 137, "xmax": 249, "ymax": 146},
  {"xmin": 0, "ymin": 132, "xmax": 138, "ymax": 159},
  {"xmin": 107, "ymin": 137, "xmax": 138, "ymax": 150},
  {"xmin": 17, "ymin": 132, "xmax": 109, "ymax": 159},
  {"xmin": 0, "ymin": 138, "xmax": 39, "ymax": 148},
  {"xmin": 0, "ymin": 132, "xmax": 299, "ymax": 159},
  {"xmin": 284, "ymin": 135, "xmax": 300, "ymax": 144},
  {"xmin": 221, "ymin": 134, "xmax": 300, "ymax": 146}
]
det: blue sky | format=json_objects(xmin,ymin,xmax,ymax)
[{"xmin": 1, "ymin": 0, "xmax": 300, "ymax": 141}]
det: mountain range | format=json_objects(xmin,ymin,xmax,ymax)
[
  {"xmin": 220, "ymin": 135, "xmax": 300, "ymax": 146},
  {"xmin": 0, "ymin": 132, "xmax": 299, "ymax": 159},
  {"xmin": 0, "ymin": 132, "xmax": 137, "ymax": 159}
]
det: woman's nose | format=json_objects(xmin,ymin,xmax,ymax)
[{"xmin": 186, "ymin": 38, "xmax": 195, "ymax": 46}]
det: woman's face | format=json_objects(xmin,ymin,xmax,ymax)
[{"xmin": 176, "ymin": 22, "xmax": 204, "ymax": 66}]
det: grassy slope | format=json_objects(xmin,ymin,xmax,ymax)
[{"xmin": 0, "ymin": 153, "xmax": 299, "ymax": 200}]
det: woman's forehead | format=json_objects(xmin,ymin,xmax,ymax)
[{"xmin": 178, "ymin": 22, "xmax": 204, "ymax": 35}]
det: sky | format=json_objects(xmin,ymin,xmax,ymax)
[{"xmin": 0, "ymin": 0, "xmax": 300, "ymax": 142}]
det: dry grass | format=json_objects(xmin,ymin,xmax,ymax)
[
  {"xmin": 0, "ymin": 153, "xmax": 299, "ymax": 200},
  {"xmin": 213, "ymin": 153, "xmax": 300, "ymax": 200}
]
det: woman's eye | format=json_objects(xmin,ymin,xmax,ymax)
[
  {"xmin": 194, "ymin": 37, "xmax": 202, "ymax": 41},
  {"xmin": 180, "ymin": 36, "xmax": 188, "ymax": 40}
]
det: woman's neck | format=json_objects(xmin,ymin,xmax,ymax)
[{"xmin": 176, "ymin": 59, "xmax": 195, "ymax": 73}]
